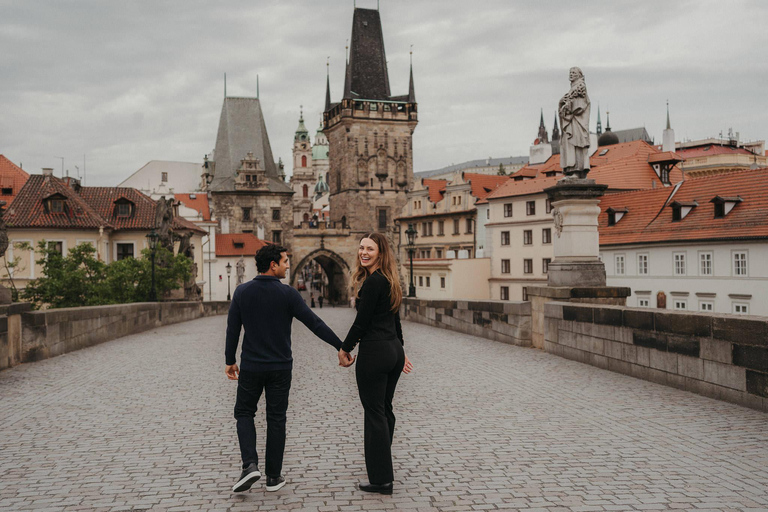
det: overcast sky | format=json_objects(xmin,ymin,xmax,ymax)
[{"xmin": 2, "ymin": 0, "xmax": 766, "ymax": 186}]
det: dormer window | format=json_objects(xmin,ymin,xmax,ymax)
[
  {"xmin": 44, "ymin": 193, "xmax": 67, "ymax": 214},
  {"xmin": 606, "ymin": 207, "xmax": 628, "ymax": 226},
  {"xmin": 114, "ymin": 198, "xmax": 135, "ymax": 218},
  {"xmin": 710, "ymin": 196, "xmax": 743, "ymax": 218},
  {"xmin": 670, "ymin": 201, "xmax": 697, "ymax": 222},
  {"xmin": 50, "ymin": 199, "xmax": 64, "ymax": 213},
  {"xmin": 233, "ymin": 242, "xmax": 245, "ymax": 249}
]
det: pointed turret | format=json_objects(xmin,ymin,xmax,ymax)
[
  {"xmin": 537, "ymin": 109, "xmax": 549, "ymax": 144},
  {"xmin": 325, "ymin": 63, "xmax": 332, "ymax": 111},
  {"xmin": 408, "ymin": 51, "xmax": 416, "ymax": 103},
  {"xmin": 663, "ymin": 101, "xmax": 675, "ymax": 152},
  {"xmin": 345, "ymin": 8, "xmax": 391, "ymax": 100},
  {"xmin": 552, "ymin": 112, "xmax": 560, "ymax": 141},
  {"xmin": 596, "ymin": 105, "xmax": 603, "ymax": 136},
  {"xmin": 294, "ymin": 109, "xmax": 309, "ymax": 143}
]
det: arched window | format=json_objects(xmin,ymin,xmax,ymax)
[
  {"xmin": 302, "ymin": 184, "xmax": 308, "ymax": 197},
  {"xmin": 303, "ymin": 213, "xmax": 309, "ymax": 222},
  {"xmin": 341, "ymin": 215, "xmax": 347, "ymax": 228},
  {"xmin": 301, "ymin": 155, "xmax": 307, "ymax": 167}
]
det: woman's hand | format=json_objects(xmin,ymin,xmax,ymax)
[
  {"xmin": 402, "ymin": 354, "xmax": 413, "ymax": 374},
  {"xmin": 338, "ymin": 349, "xmax": 355, "ymax": 368}
]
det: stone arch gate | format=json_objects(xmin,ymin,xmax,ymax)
[{"xmin": 290, "ymin": 247, "xmax": 352, "ymax": 306}]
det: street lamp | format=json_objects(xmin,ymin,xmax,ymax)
[
  {"xmin": 405, "ymin": 223, "xmax": 417, "ymax": 298},
  {"xmin": 226, "ymin": 262, "xmax": 232, "ymax": 301},
  {"xmin": 146, "ymin": 229, "xmax": 159, "ymax": 302}
]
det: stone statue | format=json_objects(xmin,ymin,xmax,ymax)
[
  {"xmin": 558, "ymin": 67, "xmax": 591, "ymax": 178},
  {"xmin": 154, "ymin": 196, "xmax": 175, "ymax": 252},
  {"xmin": 236, "ymin": 256, "xmax": 245, "ymax": 286}
]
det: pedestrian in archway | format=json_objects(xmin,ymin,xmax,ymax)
[
  {"xmin": 318, "ymin": 295, "xmax": 324, "ymax": 309},
  {"xmin": 338, "ymin": 233, "xmax": 414, "ymax": 495},
  {"xmin": 310, "ymin": 292, "xmax": 315, "ymax": 308}
]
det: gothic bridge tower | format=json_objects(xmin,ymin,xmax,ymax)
[{"xmin": 323, "ymin": 7, "xmax": 418, "ymax": 234}]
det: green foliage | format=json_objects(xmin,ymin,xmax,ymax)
[
  {"xmin": 497, "ymin": 163, "xmax": 507, "ymax": 176},
  {"xmin": 3, "ymin": 241, "xmax": 33, "ymax": 301},
  {"xmin": 21, "ymin": 241, "xmax": 193, "ymax": 309}
]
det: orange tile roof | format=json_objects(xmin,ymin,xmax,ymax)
[
  {"xmin": 676, "ymin": 144, "xmax": 755, "ymax": 159},
  {"xmin": 0, "ymin": 155, "xmax": 30, "ymax": 205},
  {"xmin": 175, "ymin": 193, "xmax": 211, "ymax": 221},
  {"xmin": 422, "ymin": 179, "xmax": 447, "ymax": 204},
  {"xmin": 216, "ymin": 233, "xmax": 271, "ymax": 257},
  {"xmin": 599, "ymin": 167, "xmax": 768, "ymax": 246},
  {"xmin": 462, "ymin": 173, "xmax": 510, "ymax": 200},
  {"xmin": 487, "ymin": 140, "xmax": 684, "ymax": 200}
]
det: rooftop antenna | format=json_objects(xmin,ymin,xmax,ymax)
[{"xmin": 224, "ymin": 73, "xmax": 227, "ymax": 97}]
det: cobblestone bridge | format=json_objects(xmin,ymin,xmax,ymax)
[{"xmin": 1, "ymin": 309, "xmax": 766, "ymax": 511}]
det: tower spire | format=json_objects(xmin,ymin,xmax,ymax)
[
  {"xmin": 408, "ymin": 45, "xmax": 415, "ymax": 103},
  {"xmin": 666, "ymin": 100, "xmax": 671, "ymax": 129},
  {"xmin": 552, "ymin": 111, "xmax": 560, "ymax": 141},
  {"xmin": 537, "ymin": 108, "xmax": 548, "ymax": 144},
  {"xmin": 325, "ymin": 57, "xmax": 332, "ymax": 111},
  {"xmin": 596, "ymin": 105, "xmax": 602, "ymax": 136}
]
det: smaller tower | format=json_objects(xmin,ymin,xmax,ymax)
[
  {"xmin": 662, "ymin": 101, "xmax": 675, "ymax": 153},
  {"xmin": 596, "ymin": 105, "xmax": 603, "ymax": 136},
  {"xmin": 551, "ymin": 112, "xmax": 561, "ymax": 155},
  {"xmin": 290, "ymin": 108, "xmax": 316, "ymax": 225},
  {"xmin": 537, "ymin": 109, "xmax": 549, "ymax": 144}
]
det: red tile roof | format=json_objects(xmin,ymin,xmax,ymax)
[
  {"xmin": 175, "ymin": 193, "xmax": 211, "ymax": 221},
  {"xmin": 676, "ymin": 144, "xmax": 755, "ymax": 159},
  {"xmin": 6, "ymin": 174, "xmax": 113, "ymax": 229},
  {"xmin": 599, "ymin": 167, "xmax": 768, "ymax": 246},
  {"xmin": 487, "ymin": 140, "xmax": 684, "ymax": 200},
  {"xmin": 462, "ymin": 173, "xmax": 510, "ymax": 200},
  {"xmin": 0, "ymin": 155, "xmax": 30, "ymax": 205},
  {"xmin": 422, "ymin": 179, "xmax": 447, "ymax": 204},
  {"xmin": 216, "ymin": 233, "xmax": 271, "ymax": 257}
]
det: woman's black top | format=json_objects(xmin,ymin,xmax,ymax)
[{"xmin": 341, "ymin": 270, "xmax": 404, "ymax": 353}]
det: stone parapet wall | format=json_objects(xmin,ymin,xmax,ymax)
[
  {"xmin": 543, "ymin": 302, "xmax": 767, "ymax": 412},
  {"xmin": 402, "ymin": 298, "xmax": 531, "ymax": 347},
  {"xmin": 1, "ymin": 301, "xmax": 230, "ymax": 371}
]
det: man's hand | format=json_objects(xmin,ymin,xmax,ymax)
[
  {"xmin": 338, "ymin": 349, "xmax": 355, "ymax": 368},
  {"xmin": 403, "ymin": 354, "xmax": 413, "ymax": 374},
  {"xmin": 225, "ymin": 364, "xmax": 239, "ymax": 380}
]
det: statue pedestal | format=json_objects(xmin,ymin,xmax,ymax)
[{"xmin": 544, "ymin": 178, "xmax": 608, "ymax": 287}]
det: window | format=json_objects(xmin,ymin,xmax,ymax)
[
  {"xmin": 699, "ymin": 252, "xmax": 712, "ymax": 276},
  {"xmin": 615, "ymin": 254, "xmax": 625, "ymax": 275},
  {"xmin": 542, "ymin": 228, "xmax": 552, "ymax": 244},
  {"xmin": 733, "ymin": 303, "xmax": 749, "ymax": 315},
  {"xmin": 638, "ymin": 254, "xmax": 649, "ymax": 275},
  {"xmin": 116, "ymin": 203, "xmax": 131, "ymax": 217},
  {"xmin": 503, "ymin": 203, "xmax": 513, "ymax": 217},
  {"xmin": 437, "ymin": 221, "xmax": 444, "ymax": 235},
  {"xmin": 426, "ymin": 277, "xmax": 431, "ymax": 287},
  {"xmin": 466, "ymin": 218, "xmax": 473, "ymax": 234},
  {"xmin": 523, "ymin": 230, "xmax": 533, "ymax": 245},
  {"xmin": 116, "ymin": 243, "xmax": 134, "ymax": 260},
  {"xmin": 377, "ymin": 208, "xmax": 388, "ymax": 230},
  {"xmin": 303, "ymin": 184, "xmax": 308, "ymax": 198},
  {"xmin": 523, "ymin": 259, "xmax": 533, "ymax": 274},
  {"xmin": 272, "ymin": 231, "xmax": 282, "ymax": 244},
  {"xmin": 47, "ymin": 241, "xmax": 64, "ymax": 256},
  {"xmin": 301, "ymin": 155, "xmax": 307, "ymax": 167},
  {"xmin": 440, "ymin": 277, "xmax": 445, "ymax": 289},
  {"xmin": 674, "ymin": 253, "xmax": 686, "ymax": 276},
  {"xmin": 674, "ymin": 300, "xmax": 687, "ymax": 310},
  {"xmin": 500, "ymin": 286, "xmax": 509, "ymax": 300},
  {"xmin": 418, "ymin": 276, "xmax": 423, "ymax": 287},
  {"xmin": 50, "ymin": 199, "xmax": 64, "ymax": 213},
  {"xmin": 435, "ymin": 249, "xmax": 443, "ymax": 258},
  {"xmin": 486, "ymin": 209, "xmax": 490, "ymax": 220},
  {"xmin": 501, "ymin": 231, "xmax": 510, "ymax": 245},
  {"xmin": 161, "ymin": 172, "xmax": 168, "ymax": 182},
  {"xmin": 453, "ymin": 219, "xmax": 460, "ymax": 234},
  {"xmin": 700, "ymin": 301, "xmax": 714, "ymax": 312},
  {"xmin": 526, "ymin": 201, "xmax": 536, "ymax": 216},
  {"xmin": 543, "ymin": 258, "xmax": 551, "ymax": 274},
  {"xmin": 545, "ymin": 199, "xmax": 553, "ymax": 214},
  {"xmin": 457, "ymin": 196, "xmax": 461, "ymax": 205},
  {"xmin": 733, "ymin": 252, "xmax": 748, "ymax": 276},
  {"xmin": 1, "ymin": 187, "xmax": 12, "ymax": 195},
  {"xmin": 501, "ymin": 259, "xmax": 510, "ymax": 274},
  {"xmin": 272, "ymin": 209, "xmax": 281, "ymax": 221},
  {"xmin": 419, "ymin": 249, "xmax": 430, "ymax": 259},
  {"xmin": 522, "ymin": 287, "xmax": 529, "ymax": 301},
  {"xmin": 242, "ymin": 207, "xmax": 252, "ymax": 221},
  {"xmin": 714, "ymin": 202, "xmax": 725, "ymax": 218},
  {"xmin": 638, "ymin": 298, "xmax": 650, "ymax": 307}
]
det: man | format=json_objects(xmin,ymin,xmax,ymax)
[
  {"xmin": 558, "ymin": 66, "xmax": 591, "ymax": 178},
  {"xmin": 226, "ymin": 244, "xmax": 352, "ymax": 493}
]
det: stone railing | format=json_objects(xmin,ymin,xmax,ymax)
[
  {"xmin": 544, "ymin": 302, "xmax": 767, "ymax": 412},
  {"xmin": 401, "ymin": 298, "xmax": 531, "ymax": 347},
  {"xmin": 0, "ymin": 301, "xmax": 231, "ymax": 371}
]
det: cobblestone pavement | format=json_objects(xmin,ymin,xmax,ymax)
[{"xmin": 1, "ymin": 308, "xmax": 767, "ymax": 512}]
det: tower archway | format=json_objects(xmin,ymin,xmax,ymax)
[{"xmin": 291, "ymin": 248, "xmax": 351, "ymax": 306}]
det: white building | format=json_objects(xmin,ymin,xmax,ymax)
[
  {"xmin": 119, "ymin": 160, "xmax": 202, "ymax": 199},
  {"xmin": 599, "ymin": 168, "xmax": 768, "ymax": 316}
]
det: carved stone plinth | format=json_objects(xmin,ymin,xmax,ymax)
[{"xmin": 544, "ymin": 178, "xmax": 608, "ymax": 287}]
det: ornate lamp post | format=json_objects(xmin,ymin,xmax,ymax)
[
  {"xmin": 226, "ymin": 262, "xmax": 232, "ymax": 301},
  {"xmin": 145, "ymin": 229, "xmax": 159, "ymax": 302},
  {"xmin": 405, "ymin": 223, "xmax": 417, "ymax": 298}
]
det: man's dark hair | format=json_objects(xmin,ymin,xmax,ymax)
[{"xmin": 255, "ymin": 244, "xmax": 288, "ymax": 273}]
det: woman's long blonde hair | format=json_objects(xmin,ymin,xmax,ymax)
[{"xmin": 349, "ymin": 232, "xmax": 402, "ymax": 312}]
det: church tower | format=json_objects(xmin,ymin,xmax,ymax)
[
  {"xmin": 290, "ymin": 109, "xmax": 316, "ymax": 225},
  {"xmin": 323, "ymin": 7, "xmax": 418, "ymax": 233}
]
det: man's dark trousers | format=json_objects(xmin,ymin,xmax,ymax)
[{"xmin": 234, "ymin": 369, "xmax": 292, "ymax": 477}]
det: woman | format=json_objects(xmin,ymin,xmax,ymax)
[{"xmin": 339, "ymin": 233, "xmax": 413, "ymax": 495}]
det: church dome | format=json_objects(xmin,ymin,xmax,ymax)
[
  {"xmin": 598, "ymin": 129, "xmax": 619, "ymax": 147},
  {"xmin": 314, "ymin": 174, "xmax": 330, "ymax": 196}
]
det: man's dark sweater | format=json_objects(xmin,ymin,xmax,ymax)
[{"xmin": 225, "ymin": 276, "xmax": 342, "ymax": 372}]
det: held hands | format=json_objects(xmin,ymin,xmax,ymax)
[
  {"xmin": 225, "ymin": 364, "xmax": 239, "ymax": 381},
  {"xmin": 403, "ymin": 354, "xmax": 413, "ymax": 374},
  {"xmin": 338, "ymin": 349, "xmax": 356, "ymax": 368}
]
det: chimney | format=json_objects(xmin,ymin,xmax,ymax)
[{"xmin": 42, "ymin": 167, "xmax": 54, "ymax": 176}]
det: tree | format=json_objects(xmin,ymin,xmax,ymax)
[
  {"xmin": 497, "ymin": 163, "xmax": 507, "ymax": 176},
  {"xmin": 21, "ymin": 242, "xmax": 193, "ymax": 309},
  {"xmin": 3, "ymin": 241, "xmax": 33, "ymax": 301}
]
